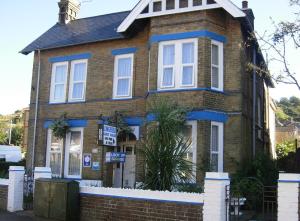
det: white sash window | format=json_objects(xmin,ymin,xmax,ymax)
[
  {"xmin": 210, "ymin": 122, "xmax": 224, "ymax": 172},
  {"xmin": 113, "ymin": 54, "xmax": 134, "ymax": 99},
  {"xmin": 211, "ymin": 40, "xmax": 224, "ymax": 91},
  {"xmin": 69, "ymin": 60, "xmax": 88, "ymax": 102},
  {"xmin": 158, "ymin": 38, "xmax": 198, "ymax": 90},
  {"xmin": 50, "ymin": 62, "xmax": 68, "ymax": 104}
]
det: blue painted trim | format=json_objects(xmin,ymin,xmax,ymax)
[
  {"xmin": 80, "ymin": 193, "xmax": 204, "ymax": 205},
  {"xmin": 149, "ymin": 88, "xmax": 225, "ymax": 95},
  {"xmin": 8, "ymin": 169, "xmax": 24, "ymax": 172},
  {"xmin": 205, "ymin": 178, "xmax": 230, "ymax": 181},
  {"xmin": 147, "ymin": 110, "xmax": 228, "ymax": 123},
  {"xmin": 34, "ymin": 171, "xmax": 52, "ymax": 174},
  {"xmin": 150, "ymin": 30, "xmax": 227, "ymax": 44},
  {"xmin": 44, "ymin": 119, "xmax": 88, "ymax": 129},
  {"xmin": 49, "ymin": 53, "xmax": 92, "ymax": 63},
  {"xmin": 278, "ymin": 180, "xmax": 300, "ymax": 183},
  {"xmin": 111, "ymin": 47, "xmax": 138, "ymax": 56},
  {"xmin": 98, "ymin": 117, "xmax": 144, "ymax": 126}
]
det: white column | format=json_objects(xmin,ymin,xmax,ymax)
[
  {"xmin": 34, "ymin": 167, "xmax": 52, "ymax": 180},
  {"xmin": 278, "ymin": 173, "xmax": 300, "ymax": 221},
  {"xmin": 203, "ymin": 172, "xmax": 230, "ymax": 221},
  {"xmin": 7, "ymin": 166, "xmax": 25, "ymax": 212}
]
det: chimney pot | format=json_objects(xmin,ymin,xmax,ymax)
[{"xmin": 242, "ymin": 0, "xmax": 248, "ymax": 9}]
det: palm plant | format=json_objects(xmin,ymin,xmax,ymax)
[{"xmin": 142, "ymin": 98, "xmax": 194, "ymax": 191}]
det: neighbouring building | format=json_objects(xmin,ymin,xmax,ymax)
[
  {"xmin": 22, "ymin": 0, "xmax": 275, "ymax": 187},
  {"xmin": 276, "ymin": 121, "xmax": 300, "ymax": 144}
]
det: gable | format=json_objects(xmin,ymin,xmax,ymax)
[{"xmin": 117, "ymin": 0, "xmax": 246, "ymax": 33}]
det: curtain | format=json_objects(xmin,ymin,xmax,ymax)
[
  {"xmin": 72, "ymin": 62, "xmax": 86, "ymax": 99},
  {"xmin": 54, "ymin": 65, "xmax": 67, "ymax": 100},
  {"xmin": 68, "ymin": 131, "xmax": 81, "ymax": 176},
  {"xmin": 118, "ymin": 58, "xmax": 131, "ymax": 77},
  {"xmin": 117, "ymin": 79, "xmax": 129, "ymax": 96},
  {"xmin": 117, "ymin": 57, "xmax": 132, "ymax": 96},
  {"xmin": 182, "ymin": 43, "xmax": 194, "ymax": 64},
  {"xmin": 211, "ymin": 125, "xmax": 219, "ymax": 172},
  {"xmin": 212, "ymin": 44, "xmax": 219, "ymax": 65}
]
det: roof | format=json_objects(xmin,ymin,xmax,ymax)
[{"xmin": 20, "ymin": 11, "xmax": 130, "ymax": 55}]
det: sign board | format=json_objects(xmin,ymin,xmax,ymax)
[
  {"xmin": 83, "ymin": 154, "xmax": 91, "ymax": 167},
  {"xmin": 92, "ymin": 162, "xmax": 100, "ymax": 171},
  {"xmin": 103, "ymin": 125, "xmax": 117, "ymax": 146},
  {"xmin": 105, "ymin": 152, "xmax": 126, "ymax": 163}
]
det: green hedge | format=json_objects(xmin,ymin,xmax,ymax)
[{"xmin": 0, "ymin": 160, "xmax": 26, "ymax": 178}]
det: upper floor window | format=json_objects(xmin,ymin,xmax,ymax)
[
  {"xmin": 69, "ymin": 60, "xmax": 88, "ymax": 102},
  {"xmin": 113, "ymin": 54, "xmax": 134, "ymax": 99},
  {"xmin": 211, "ymin": 40, "xmax": 224, "ymax": 91},
  {"xmin": 50, "ymin": 59, "xmax": 88, "ymax": 104},
  {"xmin": 158, "ymin": 39, "xmax": 198, "ymax": 90},
  {"xmin": 50, "ymin": 62, "xmax": 68, "ymax": 104}
]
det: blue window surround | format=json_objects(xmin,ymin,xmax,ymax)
[
  {"xmin": 111, "ymin": 47, "xmax": 138, "ymax": 56},
  {"xmin": 150, "ymin": 30, "xmax": 227, "ymax": 44},
  {"xmin": 49, "ymin": 53, "xmax": 92, "ymax": 63},
  {"xmin": 278, "ymin": 180, "xmax": 300, "ymax": 183},
  {"xmin": 44, "ymin": 119, "xmax": 88, "ymax": 128},
  {"xmin": 98, "ymin": 110, "xmax": 228, "ymax": 126},
  {"xmin": 148, "ymin": 88, "xmax": 225, "ymax": 95}
]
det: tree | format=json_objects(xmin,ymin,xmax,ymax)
[
  {"xmin": 256, "ymin": 0, "xmax": 300, "ymax": 91},
  {"xmin": 142, "ymin": 98, "xmax": 194, "ymax": 191}
]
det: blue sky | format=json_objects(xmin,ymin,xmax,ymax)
[{"xmin": 0, "ymin": 0, "xmax": 298, "ymax": 115}]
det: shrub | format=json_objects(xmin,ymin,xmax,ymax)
[{"xmin": 0, "ymin": 160, "xmax": 26, "ymax": 178}]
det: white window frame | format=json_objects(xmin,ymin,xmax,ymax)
[
  {"xmin": 113, "ymin": 54, "xmax": 134, "ymax": 99},
  {"xmin": 210, "ymin": 121, "xmax": 224, "ymax": 172},
  {"xmin": 49, "ymin": 62, "xmax": 68, "ymax": 104},
  {"xmin": 211, "ymin": 40, "xmax": 224, "ymax": 91},
  {"xmin": 46, "ymin": 129, "xmax": 63, "ymax": 177},
  {"xmin": 186, "ymin": 121, "xmax": 197, "ymax": 178},
  {"xmin": 158, "ymin": 38, "xmax": 198, "ymax": 90},
  {"xmin": 68, "ymin": 59, "xmax": 88, "ymax": 102},
  {"xmin": 64, "ymin": 127, "xmax": 84, "ymax": 179}
]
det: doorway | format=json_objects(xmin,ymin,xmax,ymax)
[{"xmin": 112, "ymin": 143, "xmax": 136, "ymax": 188}]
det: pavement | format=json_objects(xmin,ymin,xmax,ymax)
[{"xmin": 0, "ymin": 210, "xmax": 56, "ymax": 221}]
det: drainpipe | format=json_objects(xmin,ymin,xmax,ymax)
[
  {"xmin": 31, "ymin": 49, "xmax": 41, "ymax": 172},
  {"xmin": 252, "ymin": 47, "xmax": 256, "ymax": 158}
]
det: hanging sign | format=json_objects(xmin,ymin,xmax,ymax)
[
  {"xmin": 105, "ymin": 152, "xmax": 126, "ymax": 163},
  {"xmin": 92, "ymin": 162, "xmax": 100, "ymax": 171},
  {"xmin": 103, "ymin": 125, "xmax": 117, "ymax": 146}
]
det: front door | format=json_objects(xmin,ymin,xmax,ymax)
[{"xmin": 113, "ymin": 143, "xmax": 136, "ymax": 188}]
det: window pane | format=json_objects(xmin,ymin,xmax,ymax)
[
  {"xmin": 72, "ymin": 82, "xmax": 84, "ymax": 99},
  {"xmin": 211, "ymin": 153, "xmax": 218, "ymax": 172},
  {"xmin": 73, "ymin": 62, "xmax": 86, "ymax": 81},
  {"xmin": 193, "ymin": 0, "xmax": 202, "ymax": 6},
  {"xmin": 211, "ymin": 125, "xmax": 219, "ymax": 152},
  {"xmin": 55, "ymin": 65, "xmax": 67, "ymax": 83},
  {"xmin": 182, "ymin": 125, "xmax": 193, "ymax": 162},
  {"xmin": 50, "ymin": 153, "xmax": 61, "ymax": 176},
  {"xmin": 118, "ymin": 58, "xmax": 132, "ymax": 77},
  {"xmin": 212, "ymin": 67, "xmax": 219, "ymax": 88},
  {"xmin": 117, "ymin": 79, "xmax": 129, "ymax": 96},
  {"xmin": 54, "ymin": 84, "xmax": 64, "ymax": 100},
  {"xmin": 68, "ymin": 131, "xmax": 81, "ymax": 176},
  {"xmin": 163, "ymin": 68, "xmax": 173, "ymax": 86},
  {"xmin": 179, "ymin": 0, "xmax": 189, "ymax": 8},
  {"xmin": 166, "ymin": 0, "xmax": 175, "ymax": 9},
  {"xmin": 153, "ymin": 1, "xmax": 162, "ymax": 12},
  {"xmin": 212, "ymin": 44, "xmax": 219, "ymax": 65},
  {"xmin": 182, "ymin": 43, "xmax": 194, "ymax": 64},
  {"xmin": 163, "ymin": 45, "xmax": 175, "ymax": 65},
  {"xmin": 182, "ymin": 66, "xmax": 193, "ymax": 85}
]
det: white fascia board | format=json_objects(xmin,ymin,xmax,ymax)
[
  {"xmin": 117, "ymin": 0, "xmax": 152, "ymax": 33},
  {"xmin": 215, "ymin": 0, "xmax": 246, "ymax": 18},
  {"xmin": 117, "ymin": 0, "xmax": 245, "ymax": 33}
]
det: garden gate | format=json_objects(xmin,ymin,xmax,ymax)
[
  {"xmin": 23, "ymin": 172, "xmax": 34, "ymax": 210},
  {"xmin": 225, "ymin": 177, "xmax": 277, "ymax": 221}
]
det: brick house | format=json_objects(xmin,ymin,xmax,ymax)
[{"xmin": 21, "ymin": 0, "xmax": 274, "ymax": 187}]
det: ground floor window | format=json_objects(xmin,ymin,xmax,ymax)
[
  {"xmin": 182, "ymin": 121, "xmax": 197, "ymax": 178},
  {"xmin": 210, "ymin": 122, "xmax": 224, "ymax": 172},
  {"xmin": 46, "ymin": 128, "xmax": 83, "ymax": 179}
]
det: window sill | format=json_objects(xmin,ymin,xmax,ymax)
[{"xmin": 151, "ymin": 88, "xmax": 225, "ymax": 94}]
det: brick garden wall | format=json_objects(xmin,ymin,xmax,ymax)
[
  {"xmin": 80, "ymin": 194, "xmax": 203, "ymax": 221},
  {"xmin": 0, "ymin": 185, "xmax": 8, "ymax": 210},
  {"xmin": 79, "ymin": 187, "xmax": 204, "ymax": 221}
]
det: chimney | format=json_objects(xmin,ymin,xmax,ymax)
[
  {"xmin": 242, "ymin": 1, "xmax": 248, "ymax": 9},
  {"xmin": 58, "ymin": 0, "xmax": 80, "ymax": 24}
]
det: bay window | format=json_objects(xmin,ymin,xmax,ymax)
[
  {"xmin": 210, "ymin": 122, "xmax": 224, "ymax": 172},
  {"xmin": 113, "ymin": 54, "xmax": 134, "ymax": 99},
  {"xmin": 158, "ymin": 39, "xmax": 197, "ymax": 90},
  {"xmin": 211, "ymin": 40, "xmax": 224, "ymax": 91}
]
